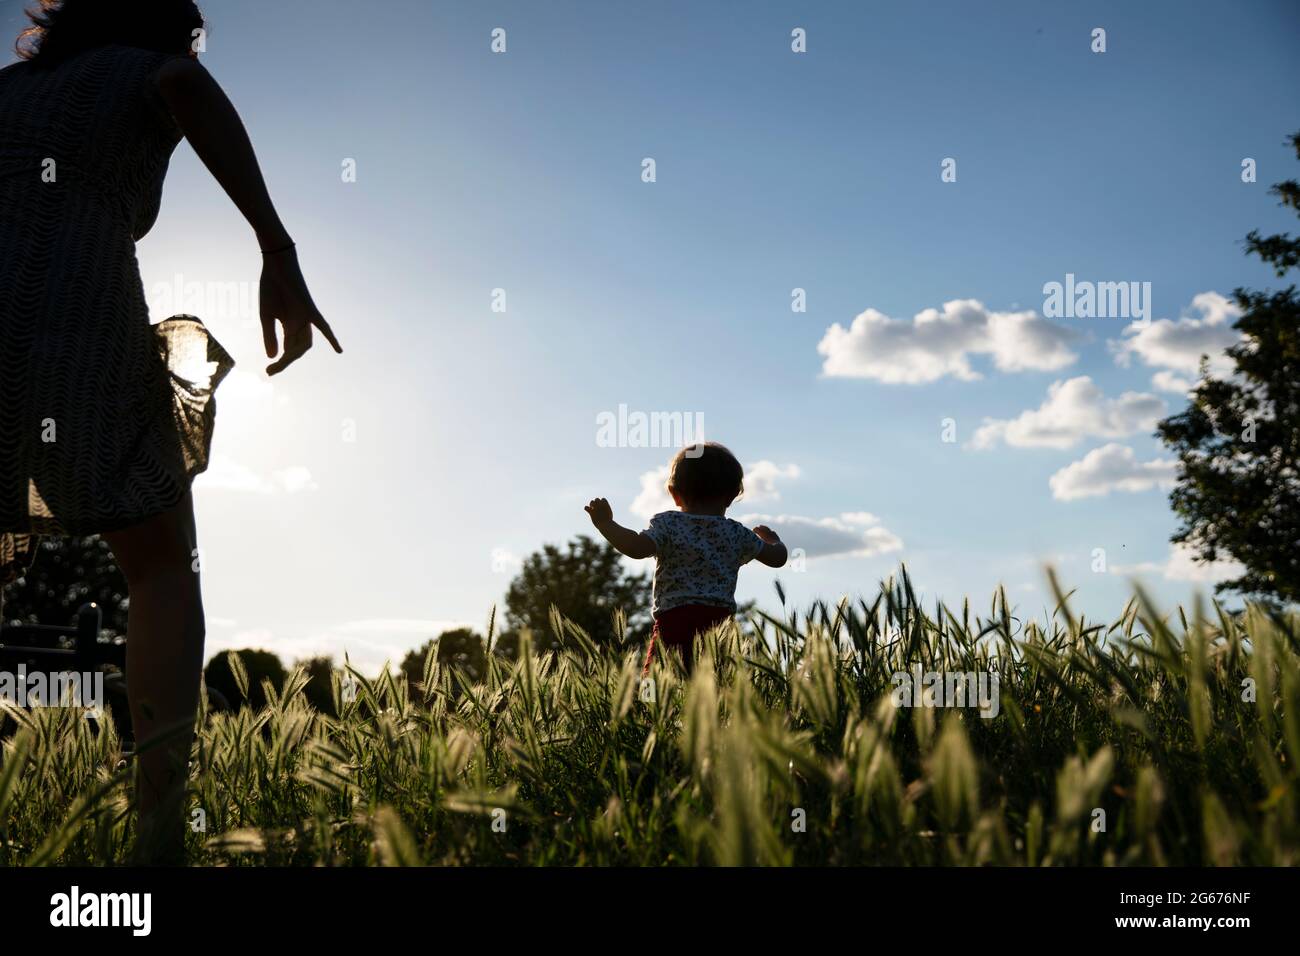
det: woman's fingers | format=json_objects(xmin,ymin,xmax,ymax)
[
  {"xmin": 260, "ymin": 312, "xmax": 279, "ymax": 359},
  {"xmin": 266, "ymin": 321, "xmax": 312, "ymax": 376},
  {"xmin": 259, "ymin": 254, "xmax": 341, "ymax": 369},
  {"xmin": 260, "ymin": 303, "xmax": 341, "ymax": 376},
  {"xmin": 313, "ymin": 311, "xmax": 343, "ymax": 353}
]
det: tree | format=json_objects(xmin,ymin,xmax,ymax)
[
  {"xmin": 204, "ymin": 648, "xmax": 287, "ymax": 711},
  {"xmin": 1157, "ymin": 131, "xmax": 1300, "ymax": 603},
  {"xmin": 399, "ymin": 628, "xmax": 487, "ymax": 689},
  {"xmin": 399, "ymin": 640, "xmax": 434, "ymax": 687},
  {"xmin": 297, "ymin": 655, "xmax": 338, "ymax": 716},
  {"xmin": 1, "ymin": 535, "xmax": 129, "ymax": 634},
  {"xmin": 503, "ymin": 535, "xmax": 651, "ymax": 650},
  {"xmin": 491, "ymin": 630, "xmax": 523, "ymax": 662}
]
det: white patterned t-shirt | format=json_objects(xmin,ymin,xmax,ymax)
[{"xmin": 642, "ymin": 511, "xmax": 765, "ymax": 616}]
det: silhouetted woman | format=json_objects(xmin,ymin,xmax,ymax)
[{"xmin": 0, "ymin": 0, "xmax": 340, "ymax": 861}]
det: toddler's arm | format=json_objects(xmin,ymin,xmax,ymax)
[
  {"xmin": 584, "ymin": 498, "xmax": 657, "ymax": 560},
  {"xmin": 753, "ymin": 525, "xmax": 788, "ymax": 568}
]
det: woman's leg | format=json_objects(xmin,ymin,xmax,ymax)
[{"xmin": 103, "ymin": 491, "xmax": 205, "ymax": 862}]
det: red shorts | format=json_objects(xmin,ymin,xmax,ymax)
[{"xmin": 642, "ymin": 603, "xmax": 734, "ymax": 674}]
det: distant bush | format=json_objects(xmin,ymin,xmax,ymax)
[{"xmin": 204, "ymin": 648, "xmax": 287, "ymax": 712}]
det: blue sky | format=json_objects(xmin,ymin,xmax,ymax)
[{"xmin": 6, "ymin": 0, "xmax": 1298, "ymax": 670}]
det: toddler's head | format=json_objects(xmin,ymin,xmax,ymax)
[{"xmin": 665, "ymin": 442, "xmax": 744, "ymax": 512}]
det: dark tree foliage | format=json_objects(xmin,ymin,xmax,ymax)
[
  {"xmin": 0, "ymin": 535, "xmax": 129, "ymax": 634},
  {"xmin": 399, "ymin": 640, "xmax": 434, "ymax": 687},
  {"xmin": 490, "ymin": 630, "xmax": 522, "ymax": 662},
  {"xmin": 503, "ymin": 535, "xmax": 651, "ymax": 650},
  {"xmin": 204, "ymin": 648, "xmax": 287, "ymax": 712},
  {"xmin": 297, "ymin": 655, "xmax": 338, "ymax": 716},
  {"xmin": 1157, "ymin": 131, "xmax": 1300, "ymax": 603},
  {"xmin": 399, "ymin": 627, "xmax": 487, "ymax": 688}
]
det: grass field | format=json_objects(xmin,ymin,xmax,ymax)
[{"xmin": 2, "ymin": 571, "xmax": 1297, "ymax": 866}]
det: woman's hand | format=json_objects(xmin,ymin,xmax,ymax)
[{"xmin": 259, "ymin": 247, "xmax": 342, "ymax": 376}]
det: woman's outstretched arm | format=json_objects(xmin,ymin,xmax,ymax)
[{"xmin": 156, "ymin": 58, "xmax": 341, "ymax": 375}]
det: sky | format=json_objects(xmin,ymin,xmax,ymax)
[{"xmin": 4, "ymin": 0, "xmax": 1298, "ymax": 672}]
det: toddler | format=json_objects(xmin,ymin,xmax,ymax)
[{"xmin": 585, "ymin": 442, "xmax": 787, "ymax": 671}]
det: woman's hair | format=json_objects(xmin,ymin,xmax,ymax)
[
  {"xmin": 16, "ymin": 0, "xmax": 205, "ymax": 64},
  {"xmin": 666, "ymin": 442, "xmax": 745, "ymax": 507}
]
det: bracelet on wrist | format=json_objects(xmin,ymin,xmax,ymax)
[{"xmin": 261, "ymin": 241, "xmax": 296, "ymax": 256}]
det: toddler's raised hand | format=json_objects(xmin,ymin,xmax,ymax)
[
  {"xmin": 754, "ymin": 524, "xmax": 782, "ymax": 544},
  {"xmin": 585, "ymin": 497, "xmax": 614, "ymax": 527}
]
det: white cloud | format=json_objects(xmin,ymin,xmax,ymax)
[
  {"xmin": 817, "ymin": 299, "xmax": 1077, "ymax": 384},
  {"xmin": 1112, "ymin": 542, "xmax": 1245, "ymax": 585},
  {"xmin": 1111, "ymin": 291, "xmax": 1242, "ymax": 390},
  {"xmin": 196, "ymin": 456, "xmax": 274, "ymax": 494},
  {"xmin": 1151, "ymin": 370, "xmax": 1195, "ymax": 395},
  {"xmin": 734, "ymin": 512, "xmax": 903, "ymax": 560},
  {"xmin": 329, "ymin": 618, "xmax": 470, "ymax": 636},
  {"xmin": 1048, "ymin": 443, "xmax": 1178, "ymax": 501},
  {"xmin": 196, "ymin": 455, "xmax": 318, "ymax": 494},
  {"xmin": 970, "ymin": 376, "xmax": 1166, "ymax": 450},
  {"xmin": 629, "ymin": 466, "xmax": 673, "ymax": 520},
  {"xmin": 1163, "ymin": 542, "xmax": 1246, "ymax": 583},
  {"xmin": 214, "ymin": 628, "xmax": 277, "ymax": 655},
  {"xmin": 490, "ymin": 547, "xmax": 522, "ymax": 574},
  {"xmin": 273, "ymin": 466, "xmax": 318, "ymax": 494},
  {"xmin": 212, "ymin": 368, "xmax": 277, "ymax": 421},
  {"xmin": 743, "ymin": 461, "xmax": 801, "ymax": 502},
  {"xmin": 629, "ymin": 459, "xmax": 799, "ymax": 520},
  {"xmin": 206, "ymin": 618, "xmax": 481, "ymax": 675}
]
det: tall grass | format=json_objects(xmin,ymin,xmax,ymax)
[{"xmin": 2, "ymin": 570, "xmax": 1297, "ymax": 866}]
